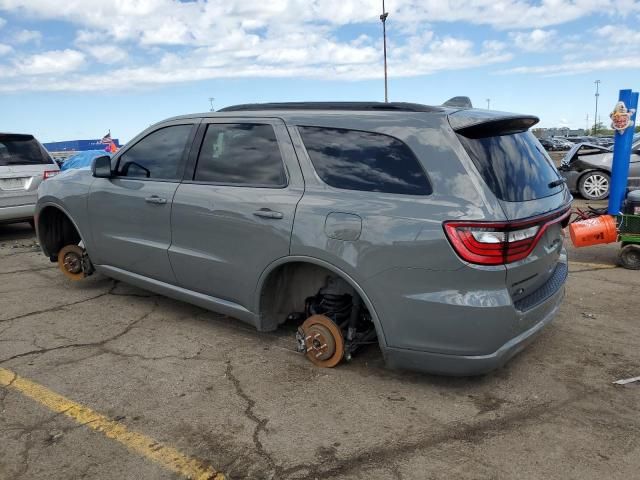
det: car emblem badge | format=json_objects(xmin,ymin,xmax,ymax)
[{"xmin": 610, "ymin": 101, "xmax": 635, "ymax": 134}]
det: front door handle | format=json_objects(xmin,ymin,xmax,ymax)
[
  {"xmin": 253, "ymin": 209, "xmax": 283, "ymax": 219},
  {"xmin": 145, "ymin": 195, "xmax": 167, "ymax": 204}
]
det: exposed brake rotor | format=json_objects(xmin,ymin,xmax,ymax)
[
  {"xmin": 299, "ymin": 314, "xmax": 344, "ymax": 368},
  {"xmin": 57, "ymin": 244, "xmax": 86, "ymax": 281}
]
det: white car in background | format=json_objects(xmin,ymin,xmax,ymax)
[{"xmin": 0, "ymin": 133, "xmax": 60, "ymax": 226}]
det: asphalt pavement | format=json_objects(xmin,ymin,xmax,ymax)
[{"xmin": 1, "ymin": 206, "xmax": 639, "ymax": 480}]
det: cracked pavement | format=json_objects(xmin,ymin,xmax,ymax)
[{"xmin": 1, "ymin": 211, "xmax": 639, "ymax": 480}]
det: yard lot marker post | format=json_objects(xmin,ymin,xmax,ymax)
[{"xmin": 608, "ymin": 89, "xmax": 639, "ymax": 215}]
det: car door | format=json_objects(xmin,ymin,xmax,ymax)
[
  {"xmin": 169, "ymin": 118, "xmax": 304, "ymax": 310},
  {"xmin": 88, "ymin": 121, "xmax": 197, "ymax": 284}
]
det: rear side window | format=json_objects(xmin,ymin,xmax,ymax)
[
  {"xmin": 457, "ymin": 131, "xmax": 563, "ymax": 202},
  {"xmin": 298, "ymin": 126, "xmax": 431, "ymax": 195},
  {"xmin": 194, "ymin": 123, "xmax": 286, "ymax": 187},
  {"xmin": 0, "ymin": 135, "xmax": 51, "ymax": 166},
  {"xmin": 116, "ymin": 125, "xmax": 192, "ymax": 180}
]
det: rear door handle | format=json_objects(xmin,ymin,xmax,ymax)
[
  {"xmin": 145, "ymin": 195, "xmax": 167, "ymax": 204},
  {"xmin": 253, "ymin": 209, "xmax": 283, "ymax": 219}
]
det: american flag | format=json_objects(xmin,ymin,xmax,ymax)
[{"xmin": 100, "ymin": 131, "xmax": 112, "ymax": 144}]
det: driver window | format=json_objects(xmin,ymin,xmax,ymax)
[{"xmin": 116, "ymin": 125, "xmax": 192, "ymax": 180}]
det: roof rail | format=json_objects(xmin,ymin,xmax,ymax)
[{"xmin": 218, "ymin": 101, "xmax": 443, "ymax": 113}]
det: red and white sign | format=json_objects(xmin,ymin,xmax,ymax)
[{"xmin": 610, "ymin": 101, "xmax": 635, "ymax": 134}]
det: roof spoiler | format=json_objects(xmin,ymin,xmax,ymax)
[
  {"xmin": 455, "ymin": 116, "xmax": 539, "ymax": 138},
  {"xmin": 442, "ymin": 96, "xmax": 473, "ymax": 109}
]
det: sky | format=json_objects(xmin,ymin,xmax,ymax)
[{"xmin": 1, "ymin": 0, "xmax": 639, "ymax": 143}]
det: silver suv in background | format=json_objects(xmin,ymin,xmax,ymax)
[
  {"xmin": 36, "ymin": 101, "xmax": 572, "ymax": 376},
  {"xmin": 0, "ymin": 133, "xmax": 59, "ymax": 225}
]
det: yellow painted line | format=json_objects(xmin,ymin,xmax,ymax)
[
  {"xmin": 569, "ymin": 260, "xmax": 618, "ymax": 270},
  {"xmin": 0, "ymin": 367, "xmax": 224, "ymax": 480}
]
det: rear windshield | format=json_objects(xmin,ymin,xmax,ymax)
[
  {"xmin": 0, "ymin": 135, "xmax": 51, "ymax": 166},
  {"xmin": 457, "ymin": 131, "xmax": 562, "ymax": 202}
]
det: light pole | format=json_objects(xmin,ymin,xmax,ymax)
[
  {"xmin": 209, "ymin": 97, "xmax": 215, "ymax": 112},
  {"xmin": 380, "ymin": 0, "xmax": 389, "ymax": 103},
  {"xmin": 486, "ymin": 98, "xmax": 490, "ymax": 109},
  {"xmin": 593, "ymin": 80, "xmax": 600, "ymax": 136},
  {"xmin": 585, "ymin": 113, "xmax": 589, "ymax": 133}
]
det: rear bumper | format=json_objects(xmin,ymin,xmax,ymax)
[
  {"xmin": 382, "ymin": 282, "xmax": 565, "ymax": 376},
  {"xmin": 0, "ymin": 203, "xmax": 35, "ymax": 223}
]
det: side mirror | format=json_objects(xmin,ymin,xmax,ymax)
[{"xmin": 92, "ymin": 155, "xmax": 112, "ymax": 178}]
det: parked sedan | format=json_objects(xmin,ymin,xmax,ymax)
[
  {"xmin": 0, "ymin": 133, "xmax": 60, "ymax": 225},
  {"xmin": 550, "ymin": 137, "xmax": 573, "ymax": 150},
  {"xmin": 538, "ymin": 138, "xmax": 557, "ymax": 151},
  {"xmin": 559, "ymin": 135, "xmax": 640, "ymax": 200}
]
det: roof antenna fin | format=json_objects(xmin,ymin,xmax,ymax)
[{"xmin": 442, "ymin": 96, "xmax": 473, "ymax": 108}]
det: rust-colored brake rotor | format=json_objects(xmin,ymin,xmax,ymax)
[
  {"xmin": 57, "ymin": 244, "xmax": 85, "ymax": 281},
  {"xmin": 300, "ymin": 314, "xmax": 344, "ymax": 368}
]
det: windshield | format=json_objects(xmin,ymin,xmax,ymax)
[
  {"xmin": 0, "ymin": 134, "xmax": 51, "ymax": 166},
  {"xmin": 457, "ymin": 131, "xmax": 563, "ymax": 202}
]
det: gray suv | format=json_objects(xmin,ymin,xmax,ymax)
[{"xmin": 35, "ymin": 102, "xmax": 571, "ymax": 376}]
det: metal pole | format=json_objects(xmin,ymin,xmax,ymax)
[
  {"xmin": 608, "ymin": 89, "xmax": 639, "ymax": 215},
  {"xmin": 380, "ymin": 1, "xmax": 389, "ymax": 103},
  {"xmin": 486, "ymin": 98, "xmax": 490, "ymax": 109},
  {"xmin": 594, "ymin": 80, "xmax": 600, "ymax": 136},
  {"xmin": 209, "ymin": 97, "xmax": 215, "ymax": 112}
]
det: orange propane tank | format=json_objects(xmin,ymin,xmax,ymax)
[{"xmin": 569, "ymin": 215, "xmax": 618, "ymax": 248}]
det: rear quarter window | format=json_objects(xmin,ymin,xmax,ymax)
[
  {"xmin": 457, "ymin": 131, "xmax": 563, "ymax": 202},
  {"xmin": 298, "ymin": 126, "xmax": 432, "ymax": 195}
]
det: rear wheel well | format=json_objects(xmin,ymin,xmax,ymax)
[
  {"xmin": 258, "ymin": 261, "xmax": 372, "ymax": 333},
  {"xmin": 37, "ymin": 207, "xmax": 81, "ymax": 259}
]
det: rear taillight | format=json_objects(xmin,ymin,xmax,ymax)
[
  {"xmin": 443, "ymin": 209, "xmax": 570, "ymax": 265},
  {"xmin": 43, "ymin": 170, "xmax": 59, "ymax": 180}
]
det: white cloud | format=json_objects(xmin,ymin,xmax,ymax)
[
  {"xmin": 498, "ymin": 56, "xmax": 636, "ymax": 76},
  {"xmin": 74, "ymin": 29, "xmax": 102, "ymax": 44},
  {"xmin": 509, "ymin": 29, "xmax": 556, "ymax": 52},
  {"xmin": 0, "ymin": 0, "xmax": 637, "ymax": 45},
  {"xmin": 13, "ymin": 29, "xmax": 42, "ymax": 44},
  {"xmin": 79, "ymin": 44, "xmax": 128, "ymax": 64},
  {"xmin": 394, "ymin": 0, "xmax": 640, "ymax": 30},
  {"xmin": 0, "ymin": 43, "xmax": 12, "ymax": 55},
  {"xmin": 0, "ymin": 30, "xmax": 510, "ymax": 92},
  {"xmin": 596, "ymin": 24, "xmax": 640, "ymax": 45},
  {"xmin": 0, "ymin": 49, "xmax": 85, "ymax": 77},
  {"xmin": 0, "ymin": 0, "xmax": 636, "ymax": 92}
]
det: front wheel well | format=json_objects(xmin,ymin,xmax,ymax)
[
  {"xmin": 578, "ymin": 169, "xmax": 611, "ymax": 183},
  {"xmin": 37, "ymin": 206, "xmax": 82, "ymax": 259}
]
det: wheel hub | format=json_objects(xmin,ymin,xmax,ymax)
[
  {"xmin": 57, "ymin": 244, "xmax": 86, "ymax": 280},
  {"xmin": 298, "ymin": 315, "xmax": 344, "ymax": 368},
  {"xmin": 584, "ymin": 175, "xmax": 608, "ymax": 197}
]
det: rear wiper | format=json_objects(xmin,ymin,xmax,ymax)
[{"xmin": 548, "ymin": 178, "xmax": 566, "ymax": 189}]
